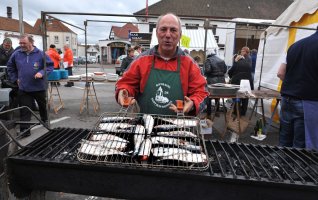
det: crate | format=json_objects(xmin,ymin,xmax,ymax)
[
  {"xmin": 48, "ymin": 70, "xmax": 61, "ymax": 81},
  {"xmin": 59, "ymin": 69, "xmax": 68, "ymax": 79},
  {"xmin": 0, "ymin": 88, "xmax": 12, "ymax": 106}
]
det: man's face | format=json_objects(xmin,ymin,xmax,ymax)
[
  {"xmin": 19, "ymin": 37, "xmax": 33, "ymax": 52},
  {"xmin": 3, "ymin": 42, "xmax": 12, "ymax": 51},
  {"xmin": 156, "ymin": 14, "xmax": 181, "ymax": 56}
]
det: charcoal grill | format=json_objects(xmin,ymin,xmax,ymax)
[{"xmin": 5, "ymin": 126, "xmax": 318, "ymax": 200}]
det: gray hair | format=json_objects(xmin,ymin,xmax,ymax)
[
  {"xmin": 20, "ymin": 34, "xmax": 34, "ymax": 44},
  {"xmin": 156, "ymin": 13, "xmax": 182, "ymax": 34},
  {"xmin": 3, "ymin": 38, "xmax": 12, "ymax": 44}
]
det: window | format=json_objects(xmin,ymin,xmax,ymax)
[
  {"xmin": 149, "ymin": 23, "xmax": 156, "ymax": 33},
  {"xmin": 212, "ymin": 25, "xmax": 217, "ymax": 35},
  {"xmin": 54, "ymin": 36, "xmax": 59, "ymax": 44},
  {"xmin": 109, "ymin": 31, "xmax": 114, "ymax": 40},
  {"xmin": 66, "ymin": 36, "xmax": 70, "ymax": 42}
]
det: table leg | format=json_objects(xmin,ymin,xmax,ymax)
[
  {"xmin": 80, "ymin": 82, "xmax": 100, "ymax": 114},
  {"xmin": 48, "ymin": 82, "xmax": 64, "ymax": 114},
  {"xmin": 249, "ymin": 98, "xmax": 259, "ymax": 120},
  {"xmin": 264, "ymin": 99, "xmax": 280, "ymax": 134},
  {"xmin": 236, "ymin": 99, "xmax": 241, "ymax": 135}
]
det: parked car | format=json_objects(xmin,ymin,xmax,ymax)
[
  {"xmin": 74, "ymin": 56, "xmax": 86, "ymax": 65},
  {"xmin": 115, "ymin": 55, "xmax": 127, "ymax": 75},
  {"xmin": 88, "ymin": 56, "xmax": 97, "ymax": 64}
]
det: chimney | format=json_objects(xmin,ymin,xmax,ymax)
[{"xmin": 7, "ymin": 6, "xmax": 12, "ymax": 19}]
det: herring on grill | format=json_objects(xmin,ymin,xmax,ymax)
[{"xmin": 77, "ymin": 112, "xmax": 209, "ymax": 171}]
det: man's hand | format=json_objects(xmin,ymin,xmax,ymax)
[
  {"xmin": 34, "ymin": 72, "xmax": 43, "ymax": 79},
  {"xmin": 117, "ymin": 89, "xmax": 136, "ymax": 107},
  {"xmin": 235, "ymin": 55, "xmax": 244, "ymax": 62},
  {"xmin": 183, "ymin": 96, "xmax": 194, "ymax": 113},
  {"xmin": 169, "ymin": 96, "xmax": 194, "ymax": 114}
]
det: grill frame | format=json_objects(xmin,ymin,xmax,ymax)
[{"xmin": 5, "ymin": 127, "xmax": 318, "ymax": 200}]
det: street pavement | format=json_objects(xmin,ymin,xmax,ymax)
[{"xmin": 8, "ymin": 63, "xmax": 280, "ymax": 199}]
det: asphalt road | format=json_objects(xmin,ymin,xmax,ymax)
[{"xmin": 7, "ymin": 63, "xmax": 280, "ymax": 199}]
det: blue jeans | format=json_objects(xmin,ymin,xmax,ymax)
[{"xmin": 279, "ymin": 96, "xmax": 305, "ymax": 148}]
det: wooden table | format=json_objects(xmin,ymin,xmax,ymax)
[{"xmin": 208, "ymin": 89, "xmax": 281, "ymax": 137}]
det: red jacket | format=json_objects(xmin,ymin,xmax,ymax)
[
  {"xmin": 46, "ymin": 48, "xmax": 61, "ymax": 69},
  {"xmin": 116, "ymin": 46, "xmax": 208, "ymax": 114},
  {"xmin": 63, "ymin": 48, "xmax": 73, "ymax": 67}
]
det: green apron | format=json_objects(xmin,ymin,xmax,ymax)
[{"xmin": 137, "ymin": 56, "xmax": 184, "ymax": 115}]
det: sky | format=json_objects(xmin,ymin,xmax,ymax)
[{"xmin": 1, "ymin": 0, "xmax": 160, "ymax": 44}]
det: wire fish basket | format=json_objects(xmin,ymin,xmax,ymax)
[{"xmin": 77, "ymin": 112, "xmax": 210, "ymax": 171}]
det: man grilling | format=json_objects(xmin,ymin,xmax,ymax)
[{"xmin": 115, "ymin": 13, "xmax": 208, "ymax": 115}]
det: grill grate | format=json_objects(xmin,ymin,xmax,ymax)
[
  {"xmin": 77, "ymin": 112, "xmax": 209, "ymax": 171},
  {"xmin": 207, "ymin": 141, "xmax": 318, "ymax": 185},
  {"xmin": 17, "ymin": 127, "xmax": 90, "ymax": 161}
]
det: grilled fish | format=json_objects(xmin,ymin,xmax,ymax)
[
  {"xmin": 133, "ymin": 134, "xmax": 145, "ymax": 156},
  {"xmin": 153, "ymin": 124, "xmax": 182, "ymax": 132},
  {"xmin": 138, "ymin": 138, "xmax": 152, "ymax": 160},
  {"xmin": 156, "ymin": 130, "xmax": 197, "ymax": 138},
  {"xmin": 81, "ymin": 139, "xmax": 128, "ymax": 151},
  {"xmin": 90, "ymin": 134, "xmax": 128, "ymax": 143},
  {"xmin": 99, "ymin": 123, "xmax": 135, "ymax": 131},
  {"xmin": 134, "ymin": 125, "xmax": 146, "ymax": 134},
  {"xmin": 100, "ymin": 116, "xmax": 133, "ymax": 123},
  {"xmin": 158, "ymin": 117, "xmax": 198, "ymax": 127},
  {"xmin": 99, "ymin": 123, "xmax": 145, "ymax": 134},
  {"xmin": 143, "ymin": 114, "xmax": 154, "ymax": 135},
  {"xmin": 150, "ymin": 136, "xmax": 201, "ymax": 151},
  {"xmin": 151, "ymin": 147, "xmax": 192, "ymax": 157},
  {"xmin": 79, "ymin": 143, "xmax": 127, "ymax": 156},
  {"xmin": 159, "ymin": 152, "xmax": 207, "ymax": 163}
]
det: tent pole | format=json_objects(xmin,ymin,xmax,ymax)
[
  {"xmin": 203, "ymin": 19, "xmax": 209, "ymax": 63},
  {"xmin": 84, "ymin": 20, "xmax": 89, "ymax": 114},
  {"xmin": 258, "ymin": 31, "xmax": 267, "ymax": 90}
]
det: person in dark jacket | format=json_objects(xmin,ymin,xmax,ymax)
[
  {"xmin": 0, "ymin": 38, "xmax": 18, "ymax": 110},
  {"xmin": 204, "ymin": 49, "xmax": 227, "ymax": 118},
  {"xmin": 0, "ymin": 38, "xmax": 14, "ymax": 81},
  {"xmin": 120, "ymin": 47, "xmax": 134, "ymax": 74},
  {"xmin": 7, "ymin": 34, "xmax": 53, "ymax": 137},
  {"xmin": 0, "ymin": 38, "xmax": 14, "ymax": 66},
  {"xmin": 228, "ymin": 46, "xmax": 253, "ymax": 116}
]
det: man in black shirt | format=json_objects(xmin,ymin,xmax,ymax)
[{"xmin": 277, "ymin": 27, "xmax": 318, "ymax": 149}]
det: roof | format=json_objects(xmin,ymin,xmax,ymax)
[
  {"xmin": 150, "ymin": 28, "xmax": 218, "ymax": 51},
  {"xmin": 33, "ymin": 19, "xmax": 76, "ymax": 34},
  {"xmin": 134, "ymin": 0, "xmax": 294, "ymax": 20},
  {"xmin": 0, "ymin": 16, "xmax": 40, "ymax": 35},
  {"xmin": 110, "ymin": 23, "xmax": 138, "ymax": 39}
]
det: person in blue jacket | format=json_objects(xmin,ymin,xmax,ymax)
[{"xmin": 7, "ymin": 34, "xmax": 53, "ymax": 137}]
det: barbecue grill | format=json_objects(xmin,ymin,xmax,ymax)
[{"xmin": 5, "ymin": 125, "xmax": 318, "ymax": 200}]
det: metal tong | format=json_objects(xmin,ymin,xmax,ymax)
[{"xmin": 176, "ymin": 100, "xmax": 184, "ymax": 117}]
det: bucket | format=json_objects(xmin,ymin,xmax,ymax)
[
  {"xmin": 63, "ymin": 62, "xmax": 68, "ymax": 69},
  {"xmin": 239, "ymin": 79, "xmax": 251, "ymax": 92}
]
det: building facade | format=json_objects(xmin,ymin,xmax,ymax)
[{"xmin": 34, "ymin": 19, "xmax": 78, "ymax": 56}]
